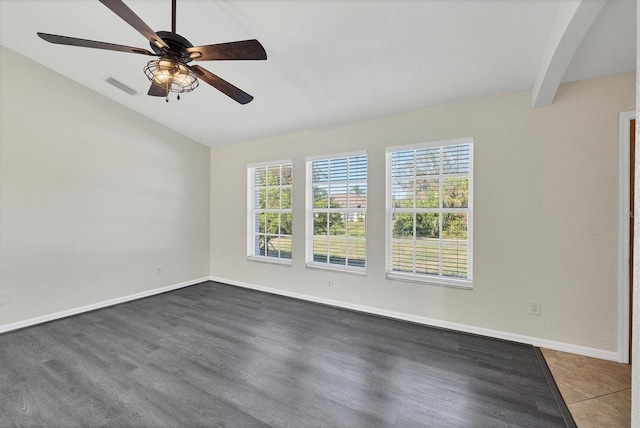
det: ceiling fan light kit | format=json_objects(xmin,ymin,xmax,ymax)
[
  {"xmin": 143, "ymin": 59, "xmax": 199, "ymax": 94},
  {"xmin": 37, "ymin": 0, "xmax": 267, "ymax": 104}
]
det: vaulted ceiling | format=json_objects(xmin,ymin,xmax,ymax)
[{"xmin": 0, "ymin": 0, "xmax": 635, "ymax": 147}]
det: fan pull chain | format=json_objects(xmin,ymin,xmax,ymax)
[{"xmin": 177, "ymin": 94, "xmax": 181, "ymax": 101}]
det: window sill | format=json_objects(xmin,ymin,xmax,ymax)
[
  {"xmin": 247, "ymin": 256, "xmax": 292, "ymax": 266},
  {"xmin": 386, "ymin": 271, "xmax": 472, "ymax": 289},
  {"xmin": 306, "ymin": 262, "xmax": 366, "ymax": 276}
]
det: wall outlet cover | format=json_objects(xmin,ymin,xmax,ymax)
[{"xmin": 528, "ymin": 301, "xmax": 541, "ymax": 316}]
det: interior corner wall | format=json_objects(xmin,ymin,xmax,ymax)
[
  {"xmin": 210, "ymin": 71, "xmax": 635, "ymax": 356},
  {"xmin": 0, "ymin": 46, "xmax": 211, "ymax": 327}
]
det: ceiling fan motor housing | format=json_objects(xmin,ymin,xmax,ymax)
[{"xmin": 152, "ymin": 31, "xmax": 194, "ymax": 62}]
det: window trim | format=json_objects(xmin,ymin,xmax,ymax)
[
  {"xmin": 385, "ymin": 138, "xmax": 474, "ymax": 288},
  {"xmin": 306, "ymin": 151, "xmax": 368, "ymax": 274},
  {"xmin": 247, "ymin": 159, "xmax": 293, "ymax": 265}
]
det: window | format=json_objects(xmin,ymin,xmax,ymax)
[
  {"xmin": 386, "ymin": 139, "xmax": 473, "ymax": 287},
  {"xmin": 306, "ymin": 152, "xmax": 367, "ymax": 273},
  {"xmin": 247, "ymin": 161, "xmax": 293, "ymax": 264}
]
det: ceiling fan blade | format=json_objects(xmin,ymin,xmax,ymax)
[
  {"xmin": 190, "ymin": 65, "xmax": 254, "ymax": 104},
  {"xmin": 148, "ymin": 81, "xmax": 169, "ymax": 97},
  {"xmin": 186, "ymin": 40, "xmax": 267, "ymax": 61},
  {"xmin": 99, "ymin": 0, "xmax": 169, "ymax": 50},
  {"xmin": 37, "ymin": 32, "xmax": 156, "ymax": 56}
]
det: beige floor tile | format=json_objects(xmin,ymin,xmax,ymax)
[
  {"xmin": 591, "ymin": 389, "xmax": 632, "ymax": 420},
  {"xmin": 542, "ymin": 348, "xmax": 632, "ymax": 428},
  {"xmin": 555, "ymin": 381, "xmax": 589, "ymax": 404},
  {"xmin": 541, "ymin": 348, "xmax": 631, "ymax": 399},
  {"xmin": 568, "ymin": 390, "xmax": 631, "ymax": 428}
]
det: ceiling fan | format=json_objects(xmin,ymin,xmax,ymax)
[{"xmin": 37, "ymin": 0, "xmax": 267, "ymax": 104}]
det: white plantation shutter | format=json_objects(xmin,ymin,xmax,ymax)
[
  {"xmin": 306, "ymin": 152, "xmax": 367, "ymax": 273},
  {"xmin": 247, "ymin": 160, "xmax": 293, "ymax": 264},
  {"xmin": 386, "ymin": 139, "xmax": 473, "ymax": 287}
]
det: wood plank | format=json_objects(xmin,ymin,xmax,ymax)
[{"xmin": 0, "ymin": 281, "xmax": 572, "ymax": 427}]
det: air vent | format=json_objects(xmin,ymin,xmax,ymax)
[{"xmin": 105, "ymin": 77, "xmax": 138, "ymax": 95}]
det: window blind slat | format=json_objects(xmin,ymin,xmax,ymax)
[
  {"xmin": 248, "ymin": 162, "xmax": 293, "ymax": 263},
  {"xmin": 309, "ymin": 154, "xmax": 367, "ymax": 270},
  {"xmin": 387, "ymin": 141, "xmax": 472, "ymax": 283}
]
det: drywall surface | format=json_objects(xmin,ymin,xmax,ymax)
[
  {"xmin": 211, "ymin": 72, "xmax": 634, "ymax": 355},
  {"xmin": 0, "ymin": 46, "xmax": 210, "ymax": 326}
]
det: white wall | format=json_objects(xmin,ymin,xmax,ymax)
[
  {"xmin": 0, "ymin": 46, "xmax": 211, "ymax": 327},
  {"xmin": 211, "ymin": 72, "xmax": 634, "ymax": 358}
]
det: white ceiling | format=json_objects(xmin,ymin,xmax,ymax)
[{"xmin": 0, "ymin": 0, "xmax": 635, "ymax": 147}]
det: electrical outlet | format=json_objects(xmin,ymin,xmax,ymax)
[
  {"xmin": 528, "ymin": 301, "xmax": 541, "ymax": 316},
  {"xmin": 328, "ymin": 280, "xmax": 333, "ymax": 289},
  {"xmin": 156, "ymin": 266, "xmax": 163, "ymax": 275}
]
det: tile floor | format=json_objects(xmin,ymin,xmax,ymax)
[{"xmin": 542, "ymin": 348, "xmax": 632, "ymax": 428}]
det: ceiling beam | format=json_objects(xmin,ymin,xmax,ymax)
[{"xmin": 531, "ymin": 0, "xmax": 607, "ymax": 108}]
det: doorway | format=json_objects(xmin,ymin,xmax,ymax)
[
  {"xmin": 619, "ymin": 111, "xmax": 634, "ymax": 364},
  {"xmin": 630, "ymin": 118, "xmax": 635, "ymax": 364}
]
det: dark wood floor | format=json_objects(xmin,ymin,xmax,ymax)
[{"xmin": 0, "ymin": 281, "xmax": 572, "ymax": 427}]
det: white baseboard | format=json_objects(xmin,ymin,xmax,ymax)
[
  {"xmin": 2, "ymin": 275, "xmax": 620, "ymax": 363},
  {"xmin": 210, "ymin": 275, "xmax": 620, "ymax": 363},
  {"xmin": 0, "ymin": 277, "xmax": 210, "ymax": 334}
]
